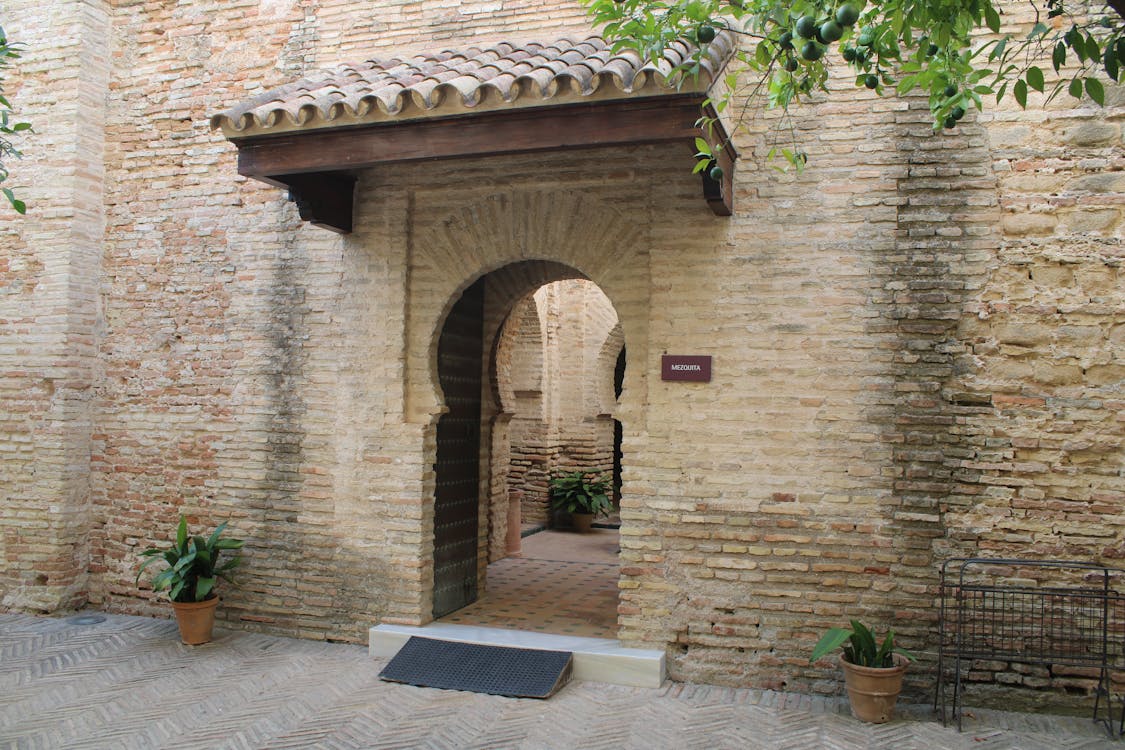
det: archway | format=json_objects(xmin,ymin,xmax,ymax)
[
  {"xmin": 431, "ymin": 264, "xmax": 625, "ymax": 636},
  {"xmin": 403, "ymin": 187, "xmax": 651, "ymax": 632}
]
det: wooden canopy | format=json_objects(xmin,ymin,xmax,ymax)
[{"xmin": 212, "ymin": 36, "xmax": 738, "ymax": 233}]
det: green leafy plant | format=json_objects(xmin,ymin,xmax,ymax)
[
  {"xmin": 809, "ymin": 619, "xmax": 916, "ymax": 667},
  {"xmin": 585, "ymin": 0, "xmax": 1125, "ymax": 172},
  {"xmin": 0, "ymin": 23, "xmax": 31, "ymax": 214},
  {"xmin": 548, "ymin": 471, "xmax": 613, "ymax": 517},
  {"xmin": 136, "ymin": 516, "xmax": 244, "ymax": 603}
]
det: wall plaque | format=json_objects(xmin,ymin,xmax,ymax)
[{"xmin": 661, "ymin": 355, "xmax": 712, "ymax": 382}]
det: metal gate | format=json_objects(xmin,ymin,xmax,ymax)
[{"xmin": 432, "ymin": 278, "xmax": 485, "ymax": 618}]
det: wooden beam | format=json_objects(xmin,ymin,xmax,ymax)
[
  {"xmin": 280, "ymin": 172, "xmax": 356, "ymax": 234},
  {"xmin": 231, "ymin": 94, "xmax": 738, "ymax": 228},
  {"xmin": 234, "ymin": 96, "xmax": 709, "ymax": 178}
]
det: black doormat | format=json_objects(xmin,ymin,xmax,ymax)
[{"xmin": 378, "ymin": 637, "xmax": 573, "ymax": 699}]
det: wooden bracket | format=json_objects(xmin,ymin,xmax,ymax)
[
  {"xmin": 279, "ymin": 172, "xmax": 356, "ymax": 234},
  {"xmin": 698, "ymin": 103, "xmax": 735, "ymax": 216},
  {"xmin": 701, "ymin": 167, "xmax": 733, "ymax": 217}
]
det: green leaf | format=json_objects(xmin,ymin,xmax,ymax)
[
  {"xmin": 1085, "ymin": 77, "xmax": 1105, "ymax": 105},
  {"xmin": 135, "ymin": 554, "xmax": 163, "ymax": 584},
  {"xmin": 195, "ymin": 577, "xmax": 216, "ymax": 601},
  {"xmin": 176, "ymin": 516, "xmax": 188, "ymax": 549},
  {"xmin": 1072, "ymin": 32, "xmax": 1088, "ymax": 63},
  {"xmin": 194, "ymin": 546, "xmax": 212, "ymax": 568},
  {"xmin": 1085, "ymin": 34, "xmax": 1100, "ymax": 62},
  {"xmin": 849, "ymin": 619, "xmax": 878, "ymax": 663},
  {"xmin": 935, "ymin": 24, "xmax": 950, "ymax": 48},
  {"xmin": 172, "ymin": 549, "xmax": 198, "ymax": 573},
  {"xmin": 984, "ymin": 5, "xmax": 1000, "ymax": 33},
  {"xmin": 1, "ymin": 186, "xmax": 24, "ymax": 214},
  {"xmin": 1068, "ymin": 77, "xmax": 1083, "ymax": 99},
  {"xmin": 1026, "ymin": 66, "xmax": 1044, "ymax": 93},
  {"xmin": 1052, "ymin": 41, "xmax": 1066, "ymax": 72},
  {"xmin": 1014, "ymin": 78, "xmax": 1027, "ymax": 108},
  {"xmin": 809, "ymin": 627, "xmax": 854, "ymax": 662},
  {"xmin": 875, "ymin": 629, "xmax": 895, "ymax": 666},
  {"xmin": 891, "ymin": 10, "xmax": 905, "ymax": 36},
  {"xmin": 1104, "ymin": 44, "xmax": 1120, "ymax": 82},
  {"xmin": 755, "ymin": 41, "xmax": 770, "ymax": 66},
  {"xmin": 152, "ymin": 569, "xmax": 175, "ymax": 591},
  {"xmin": 207, "ymin": 521, "xmax": 229, "ymax": 549},
  {"xmin": 989, "ymin": 36, "xmax": 1008, "ymax": 62}
]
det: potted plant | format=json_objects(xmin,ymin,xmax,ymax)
[
  {"xmin": 548, "ymin": 470, "xmax": 612, "ymax": 533},
  {"xmin": 136, "ymin": 516, "xmax": 244, "ymax": 645},
  {"xmin": 810, "ymin": 619, "xmax": 916, "ymax": 723}
]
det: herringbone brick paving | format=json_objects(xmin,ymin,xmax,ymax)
[{"xmin": 0, "ymin": 613, "xmax": 1119, "ymax": 749}]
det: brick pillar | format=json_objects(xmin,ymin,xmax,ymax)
[
  {"xmin": 506, "ymin": 491, "xmax": 522, "ymax": 556},
  {"xmin": 0, "ymin": 0, "xmax": 110, "ymax": 611}
]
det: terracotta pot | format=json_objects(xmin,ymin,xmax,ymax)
[
  {"xmin": 171, "ymin": 596, "xmax": 219, "ymax": 645},
  {"xmin": 840, "ymin": 653, "xmax": 908, "ymax": 723},
  {"xmin": 572, "ymin": 512, "xmax": 594, "ymax": 533}
]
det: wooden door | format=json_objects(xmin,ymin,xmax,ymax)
[{"xmin": 432, "ymin": 279, "xmax": 485, "ymax": 618}]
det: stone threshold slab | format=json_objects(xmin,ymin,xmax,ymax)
[{"xmin": 369, "ymin": 622, "xmax": 666, "ymax": 688}]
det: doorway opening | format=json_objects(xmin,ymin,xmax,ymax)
[{"xmin": 431, "ymin": 267, "xmax": 625, "ymax": 638}]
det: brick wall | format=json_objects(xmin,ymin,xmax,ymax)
[{"xmin": 0, "ymin": 0, "xmax": 1120, "ymax": 712}]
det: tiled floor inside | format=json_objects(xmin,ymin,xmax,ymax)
[{"xmin": 438, "ymin": 527, "xmax": 619, "ymax": 638}]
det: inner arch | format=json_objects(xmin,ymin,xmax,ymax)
[{"xmin": 431, "ymin": 262, "xmax": 626, "ymax": 637}]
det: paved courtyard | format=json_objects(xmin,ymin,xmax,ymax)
[{"xmin": 0, "ymin": 612, "xmax": 1119, "ymax": 749}]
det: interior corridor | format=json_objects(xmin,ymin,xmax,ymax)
[{"xmin": 438, "ymin": 528, "xmax": 619, "ymax": 638}]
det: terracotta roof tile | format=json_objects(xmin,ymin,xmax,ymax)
[{"xmin": 211, "ymin": 34, "xmax": 734, "ymax": 136}]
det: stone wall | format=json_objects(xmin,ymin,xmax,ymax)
[
  {"xmin": 943, "ymin": 0, "xmax": 1124, "ymax": 567},
  {"xmin": 0, "ymin": 0, "xmax": 1120, "ymax": 712},
  {"xmin": 0, "ymin": 0, "xmax": 110, "ymax": 613}
]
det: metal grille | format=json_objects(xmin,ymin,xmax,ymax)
[
  {"xmin": 936, "ymin": 558, "xmax": 1125, "ymax": 736},
  {"xmin": 945, "ymin": 585, "xmax": 1125, "ymax": 665},
  {"xmin": 378, "ymin": 637, "xmax": 573, "ymax": 699}
]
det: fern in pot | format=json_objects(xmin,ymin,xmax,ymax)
[
  {"xmin": 810, "ymin": 619, "xmax": 916, "ymax": 723},
  {"xmin": 548, "ymin": 471, "xmax": 612, "ymax": 533},
  {"xmin": 136, "ymin": 516, "xmax": 244, "ymax": 645}
]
